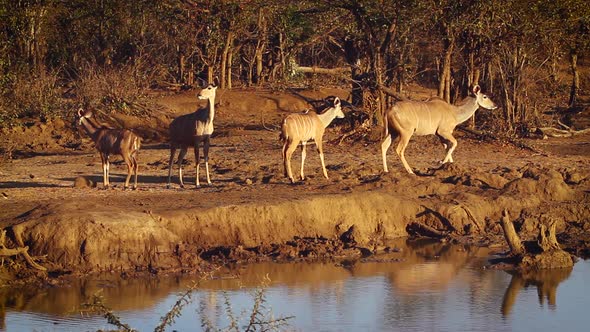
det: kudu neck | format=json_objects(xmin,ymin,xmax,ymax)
[
  {"xmin": 206, "ymin": 97, "xmax": 215, "ymax": 122},
  {"xmin": 317, "ymin": 107, "xmax": 339, "ymax": 128},
  {"xmin": 455, "ymin": 97, "xmax": 479, "ymax": 124},
  {"xmin": 80, "ymin": 117, "xmax": 100, "ymax": 138}
]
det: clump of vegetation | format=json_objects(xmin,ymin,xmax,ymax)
[
  {"xmin": 0, "ymin": 70, "xmax": 68, "ymax": 126},
  {"xmin": 1, "ymin": 0, "xmax": 588, "ymax": 135},
  {"xmin": 74, "ymin": 62, "xmax": 155, "ymax": 117},
  {"xmin": 80, "ymin": 272, "xmax": 293, "ymax": 332}
]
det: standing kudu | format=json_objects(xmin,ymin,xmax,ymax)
[
  {"xmin": 280, "ymin": 97, "xmax": 345, "ymax": 183},
  {"xmin": 75, "ymin": 109, "xmax": 141, "ymax": 189},
  {"xmin": 167, "ymin": 83, "xmax": 217, "ymax": 188},
  {"xmin": 381, "ymin": 85, "xmax": 497, "ymax": 174}
]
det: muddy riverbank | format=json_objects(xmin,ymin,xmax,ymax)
[{"xmin": 1, "ymin": 88, "xmax": 589, "ymax": 284}]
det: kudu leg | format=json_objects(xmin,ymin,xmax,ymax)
[
  {"xmin": 132, "ymin": 154, "xmax": 139, "ymax": 189},
  {"xmin": 437, "ymin": 134, "xmax": 454, "ymax": 163},
  {"xmin": 438, "ymin": 131, "xmax": 457, "ymax": 164},
  {"xmin": 178, "ymin": 148, "xmax": 187, "ymax": 188},
  {"xmin": 123, "ymin": 155, "xmax": 132, "ymax": 189},
  {"xmin": 194, "ymin": 142, "xmax": 201, "ymax": 188},
  {"xmin": 167, "ymin": 147, "xmax": 176, "ymax": 189},
  {"xmin": 284, "ymin": 140, "xmax": 298, "ymax": 183},
  {"xmin": 396, "ymin": 133, "xmax": 414, "ymax": 174},
  {"xmin": 203, "ymin": 137, "xmax": 211, "ymax": 185},
  {"xmin": 100, "ymin": 154, "xmax": 109, "ymax": 188},
  {"xmin": 282, "ymin": 141, "xmax": 289, "ymax": 177},
  {"xmin": 316, "ymin": 139, "xmax": 329, "ymax": 180},
  {"xmin": 300, "ymin": 142, "xmax": 307, "ymax": 180},
  {"xmin": 381, "ymin": 134, "xmax": 393, "ymax": 173}
]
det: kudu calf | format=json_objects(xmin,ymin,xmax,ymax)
[
  {"xmin": 76, "ymin": 109, "xmax": 141, "ymax": 189},
  {"xmin": 280, "ymin": 97, "xmax": 345, "ymax": 183},
  {"xmin": 167, "ymin": 83, "xmax": 217, "ymax": 188},
  {"xmin": 381, "ymin": 85, "xmax": 497, "ymax": 174}
]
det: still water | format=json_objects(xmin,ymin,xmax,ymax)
[{"xmin": 2, "ymin": 240, "xmax": 590, "ymax": 332}]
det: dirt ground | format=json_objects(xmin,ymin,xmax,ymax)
[{"xmin": 1, "ymin": 87, "xmax": 589, "ymax": 282}]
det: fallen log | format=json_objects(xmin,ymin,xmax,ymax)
[
  {"xmin": 532, "ymin": 126, "xmax": 590, "ymax": 138},
  {"xmin": 406, "ymin": 222, "xmax": 448, "ymax": 239},
  {"xmin": 294, "ymin": 65, "xmax": 351, "ymax": 75},
  {"xmin": 0, "ymin": 230, "xmax": 47, "ymax": 271},
  {"xmin": 376, "ymin": 84, "xmax": 407, "ymax": 101}
]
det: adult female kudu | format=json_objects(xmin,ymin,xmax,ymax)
[
  {"xmin": 75, "ymin": 109, "xmax": 141, "ymax": 189},
  {"xmin": 281, "ymin": 97, "xmax": 345, "ymax": 183},
  {"xmin": 167, "ymin": 83, "xmax": 217, "ymax": 188},
  {"xmin": 381, "ymin": 85, "xmax": 497, "ymax": 174}
]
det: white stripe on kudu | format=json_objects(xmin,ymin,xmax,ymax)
[
  {"xmin": 381, "ymin": 85, "xmax": 497, "ymax": 174},
  {"xmin": 280, "ymin": 97, "xmax": 345, "ymax": 184}
]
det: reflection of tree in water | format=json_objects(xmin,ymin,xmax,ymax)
[{"xmin": 501, "ymin": 267, "xmax": 573, "ymax": 316}]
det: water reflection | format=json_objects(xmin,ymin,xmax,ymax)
[
  {"xmin": 501, "ymin": 267, "xmax": 573, "ymax": 316},
  {"xmin": 0, "ymin": 240, "xmax": 587, "ymax": 331}
]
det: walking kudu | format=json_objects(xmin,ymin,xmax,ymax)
[
  {"xmin": 75, "ymin": 109, "xmax": 141, "ymax": 189},
  {"xmin": 280, "ymin": 97, "xmax": 345, "ymax": 183},
  {"xmin": 167, "ymin": 83, "xmax": 217, "ymax": 188},
  {"xmin": 381, "ymin": 85, "xmax": 497, "ymax": 174}
]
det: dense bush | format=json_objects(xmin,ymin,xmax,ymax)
[{"xmin": 0, "ymin": 0, "xmax": 588, "ymax": 133}]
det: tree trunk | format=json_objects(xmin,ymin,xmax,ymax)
[
  {"xmin": 177, "ymin": 47, "xmax": 185, "ymax": 84},
  {"xmin": 187, "ymin": 62, "xmax": 194, "ymax": 87},
  {"xmin": 569, "ymin": 50, "xmax": 579, "ymax": 107},
  {"xmin": 500, "ymin": 209, "xmax": 525, "ymax": 256},
  {"xmin": 227, "ymin": 49, "xmax": 234, "ymax": 89},
  {"xmin": 438, "ymin": 39, "xmax": 454, "ymax": 102},
  {"xmin": 374, "ymin": 53, "xmax": 386, "ymax": 125},
  {"xmin": 254, "ymin": 10, "xmax": 267, "ymax": 85},
  {"xmin": 537, "ymin": 220, "xmax": 561, "ymax": 252},
  {"xmin": 278, "ymin": 32, "xmax": 286, "ymax": 81},
  {"xmin": 343, "ymin": 38, "xmax": 363, "ymax": 106},
  {"xmin": 220, "ymin": 31, "xmax": 234, "ymax": 89},
  {"xmin": 550, "ymin": 46, "xmax": 559, "ymax": 83},
  {"xmin": 255, "ymin": 47, "xmax": 264, "ymax": 84},
  {"xmin": 207, "ymin": 66, "xmax": 214, "ymax": 84}
]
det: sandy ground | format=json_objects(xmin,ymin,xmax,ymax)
[{"xmin": 0, "ymin": 87, "xmax": 589, "ymax": 278}]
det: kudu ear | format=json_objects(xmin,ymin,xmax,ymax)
[
  {"xmin": 212, "ymin": 76, "xmax": 219, "ymax": 87},
  {"xmin": 473, "ymin": 85, "xmax": 481, "ymax": 95},
  {"xmin": 333, "ymin": 97, "xmax": 341, "ymax": 107},
  {"xmin": 77, "ymin": 108, "xmax": 83, "ymax": 117}
]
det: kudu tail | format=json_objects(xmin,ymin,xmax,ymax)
[{"xmin": 279, "ymin": 118, "xmax": 288, "ymax": 143}]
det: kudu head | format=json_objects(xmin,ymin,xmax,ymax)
[
  {"xmin": 75, "ymin": 108, "xmax": 92, "ymax": 125},
  {"xmin": 325, "ymin": 96, "xmax": 345, "ymax": 119},
  {"xmin": 197, "ymin": 83, "xmax": 218, "ymax": 101},
  {"xmin": 473, "ymin": 85, "xmax": 497, "ymax": 110}
]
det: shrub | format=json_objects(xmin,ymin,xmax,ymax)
[{"xmin": 0, "ymin": 69, "xmax": 68, "ymax": 127}]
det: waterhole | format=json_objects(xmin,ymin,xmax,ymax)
[{"xmin": 2, "ymin": 240, "xmax": 589, "ymax": 331}]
